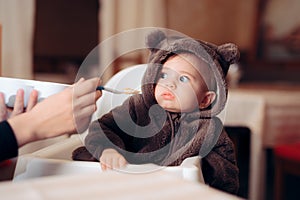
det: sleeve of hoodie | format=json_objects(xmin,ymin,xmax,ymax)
[
  {"xmin": 84, "ymin": 95, "xmax": 140, "ymax": 160},
  {"xmin": 201, "ymin": 129, "xmax": 239, "ymax": 195}
]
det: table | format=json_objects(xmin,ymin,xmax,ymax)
[
  {"xmin": 0, "ymin": 170, "xmax": 242, "ymax": 200},
  {"xmin": 223, "ymin": 83, "xmax": 300, "ymax": 200},
  {"xmin": 233, "ymin": 83, "xmax": 300, "ymax": 147},
  {"xmin": 220, "ymin": 90, "xmax": 265, "ymax": 200}
]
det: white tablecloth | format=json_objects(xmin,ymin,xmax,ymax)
[{"xmin": 0, "ymin": 170, "xmax": 242, "ymax": 200}]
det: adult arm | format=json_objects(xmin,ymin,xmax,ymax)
[
  {"xmin": 0, "ymin": 121, "xmax": 18, "ymax": 161},
  {"xmin": 0, "ymin": 87, "xmax": 38, "ymax": 161},
  {"xmin": 0, "ymin": 78, "xmax": 101, "ymax": 162}
]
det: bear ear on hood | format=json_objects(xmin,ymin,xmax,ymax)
[
  {"xmin": 217, "ymin": 43, "xmax": 240, "ymax": 65},
  {"xmin": 146, "ymin": 30, "xmax": 167, "ymax": 53},
  {"xmin": 216, "ymin": 43, "xmax": 240, "ymax": 76}
]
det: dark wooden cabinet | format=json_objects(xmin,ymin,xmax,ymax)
[{"xmin": 34, "ymin": 0, "xmax": 99, "ymax": 77}]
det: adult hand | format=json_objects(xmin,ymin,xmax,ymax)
[
  {"xmin": 7, "ymin": 77, "xmax": 102, "ymax": 147},
  {"xmin": 73, "ymin": 78, "xmax": 102, "ymax": 133},
  {"xmin": 0, "ymin": 89, "xmax": 38, "ymax": 122},
  {"xmin": 0, "ymin": 92, "xmax": 7, "ymax": 121}
]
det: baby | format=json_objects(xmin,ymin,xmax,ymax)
[{"xmin": 82, "ymin": 30, "xmax": 240, "ymax": 194}]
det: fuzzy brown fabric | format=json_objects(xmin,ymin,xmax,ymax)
[
  {"xmin": 143, "ymin": 30, "xmax": 240, "ymax": 117},
  {"xmin": 72, "ymin": 146, "xmax": 97, "ymax": 162},
  {"xmin": 73, "ymin": 30, "xmax": 240, "ymax": 195}
]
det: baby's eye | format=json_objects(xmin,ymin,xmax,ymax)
[
  {"xmin": 160, "ymin": 72, "xmax": 168, "ymax": 79},
  {"xmin": 179, "ymin": 75, "xmax": 190, "ymax": 83}
]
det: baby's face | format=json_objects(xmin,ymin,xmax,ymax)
[{"xmin": 155, "ymin": 54, "xmax": 213, "ymax": 113}]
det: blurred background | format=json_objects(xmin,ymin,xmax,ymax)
[
  {"xmin": 0, "ymin": 0, "xmax": 299, "ymax": 84},
  {"xmin": 0, "ymin": 1, "xmax": 300, "ymax": 200}
]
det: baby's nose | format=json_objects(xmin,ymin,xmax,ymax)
[{"xmin": 165, "ymin": 81, "xmax": 176, "ymax": 89}]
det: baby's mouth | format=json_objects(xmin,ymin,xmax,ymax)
[{"xmin": 162, "ymin": 91, "xmax": 175, "ymax": 100}]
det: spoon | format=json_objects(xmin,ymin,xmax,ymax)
[{"xmin": 96, "ymin": 86, "xmax": 140, "ymax": 95}]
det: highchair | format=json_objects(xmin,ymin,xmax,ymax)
[{"xmin": 13, "ymin": 64, "xmax": 204, "ymax": 184}]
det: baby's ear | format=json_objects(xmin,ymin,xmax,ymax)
[
  {"xmin": 146, "ymin": 30, "xmax": 167, "ymax": 53},
  {"xmin": 217, "ymin": 43, "xmax": 240, "ymax": 65},
  {"xmin": 199, "ymin": 91, "xmax": 216, "ymax": 109}
]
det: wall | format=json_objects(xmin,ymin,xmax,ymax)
[
  {"xmin": 166, "ymin": 0, "xmax": 259, "ymax": 51},
  {"xmin": 165, "ymin": 0, "xmax": 300, "ymax": 83}
]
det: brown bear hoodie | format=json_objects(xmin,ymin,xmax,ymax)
[{"xmin": 82, "ymin": 30, "xmax": 240, "ymax": 194}]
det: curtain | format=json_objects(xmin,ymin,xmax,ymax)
[
  {"xmin": 0, "ymin": 0, "xmax": 35, "ymax": 79},
  {"xmin": 100, "ymin": 0, "xmax": 166, "ymax": 42},
  {"xmin": 0, "ymin": 0, "xmax": 166, "ymax": 80},
  {"xmin": 99, "ymin": 0, "xmax": 166, "ymax": 80}
]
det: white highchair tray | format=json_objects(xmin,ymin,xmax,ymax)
[{"xmin": 14, "ymin": 136, "xmax": 204, "ymax": 183}]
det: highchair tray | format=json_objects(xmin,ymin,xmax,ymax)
[{"xmin": 13, "ymin": 136, "xmax": 204, "ymax": 183}]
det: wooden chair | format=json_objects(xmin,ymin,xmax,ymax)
[{"xmin": 274, "ymin": 142, "xmax": 300, "ymax": 200}]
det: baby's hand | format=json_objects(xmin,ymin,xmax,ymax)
[{"xmin": 100, "ymin": 148, "xmax": 127, "ymax": 171}]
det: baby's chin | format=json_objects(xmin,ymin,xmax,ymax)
[
  {"xmin": 162, "ymin": 106, "xmax": 190, "ymax": 113},
  {"xmin": 165, "ymin": 106, "xmax": 200, "ymax": 113},
  {"xmin": 164, "ymin": 108, "xmax": 181, "ymax": 113},
  {"xmin": 158, "ymin": 103, "xmax": 179, "ymax": 113},
  {"xmin": 157, "ymin": 100, "xmax": 198, "ymax": 113}
]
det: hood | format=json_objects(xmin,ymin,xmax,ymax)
[{"xmin": 141, "ymin": 30, "xmax": 240, "ymax": 117}]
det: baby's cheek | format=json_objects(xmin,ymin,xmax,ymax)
[
  {"xmin": 178, "ymin": 90, "xmax": 199, "ymax": 107},
  {"xmin": 154, "ymin": 87, "xmax": 160, "ymax": 102}
]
